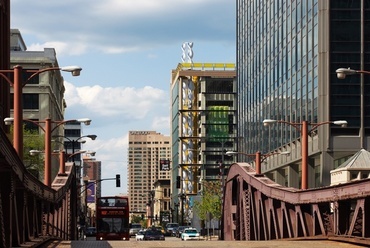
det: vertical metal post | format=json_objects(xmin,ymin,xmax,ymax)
[
  {"xmin": 220, "ymin": 141, "xmax": 225, "ymax": 240},
  {"xmin": 360, "ymin": 0, "xmax": 365, "ymax": 149},
  {"xmin": 84, "ymin": 179, "xmax": 88, "ymax": 228},
  {"xmin": 45, "ymin": 118, "xmax": 52, "ymax": 186},
  {"xmin": 175, "ymin": 203, "xmax": 179, "ymax": 223},
  {"xmin": 180, "ymin": 194, "xmax": 184, "ymax": 226},
  {"xmin": 255, "ymin": 151, "xmax": 261, "ymax": 175},
  {"xmin": 13, "ymin": 65, "xmax": 23, "ymax": 160},
  {"xmin": 58, "ymin": 150, "xmax": 66, "ymax": 175},
  {"xmin": 301, "ymin": 121, "xmax": 308, "ymax": 190}
]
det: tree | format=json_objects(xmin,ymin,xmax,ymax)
[
  {"xmin": 193, "ymin": 181, "xmax": 222, "ymax": 229},
  {"xmin": 131, "ymin": 214, "xmax": 143, "ymax": 224},
  {"xmin": 7, "ymin": 125, "xmax": 44, "ymax": 179}
]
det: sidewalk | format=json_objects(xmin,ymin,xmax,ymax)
[{"xmin": 200, "ymin": 235, "xmax": 219, "ymax": 241}]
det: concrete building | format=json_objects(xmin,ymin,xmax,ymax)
[
  {"xmin": 170, "ymin": 62, "xmax": 236, "ymax": 227},
  {"xmin": 330, "ymin": 149, "xmax": 370, "ymax": 186},
  {"xmin": 127, "ymin": 131, "xmax": 171, "ymax": 225},
  {"xmin": 10, "ymin": 29, "xmax": 66, "ymax": 179},
  {"xmin": 10, "ymin": 30, "xmax": 66, "ymax": 127},
  {"xmin": 236, "ymin": 1, "xmax": 369, "ymax": 189}
]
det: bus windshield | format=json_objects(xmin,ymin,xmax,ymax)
[
  {"xmin": 96, "ymin": 196, "xmax": 130, "ymax": 240},
  {"xmin": 97, "ymin": 217, "xmax": 128, "ymax": 233}
]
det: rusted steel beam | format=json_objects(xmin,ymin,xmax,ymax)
[
  {"xmin": 226, "ymin": 162, "xmax": 370, "ymax": 205},
  {"xmin": 0, "ymin": 126, "xmax": 77, "ymax": 246},
  {"xmin": 224, "ymin": 162, "xmax": 370, "ymax": 244}
]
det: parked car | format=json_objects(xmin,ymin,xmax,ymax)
[
  {"xmin": 165, "ymin": 222, "xmax": 179, "ymax": 236},
  {"xmin": 152, "ymin": 225, "xmax": 165, "ymax": 234},
  {"xmin": 85, "ymin": 227, "xmax": 96, "ymax": 237},
  {"xmin": 181, "ymin": 228, "xmax": 200, "ymax": 241},
  {"xmin": 175, "ymin": 225, "xmax": 190, "ymax": 238},
  {"xmin": 143, "ymin": 229, "xmax": 165, "ymax": 240},
  {"xmin": 129, "ymin": 223, "xmax": 143, "ymax": 237},
  {"xmin": 135, "ymin": 230, "xmax": 145, "ymax": 241}
]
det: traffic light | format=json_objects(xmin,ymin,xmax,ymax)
[
  {"xmin": 176, "ymin": 176, "xmax": 181, "ymax": 188},
  {"xmin": 116, "ymin": 174, "xmax": 121, "ymax": 187}
]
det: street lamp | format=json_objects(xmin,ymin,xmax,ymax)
[
  {"xmin": 0, "ymin": 65, "xmax": 82, "ymax": 160},
  {"xmin": 226, "ymin": 150, "xmax": 290, "ymax": 176},
  {"xmin": 335, "ymin": 68, "xmax": 370, "ymax": 79},
  {"xmin": 336, "ymin": 67, "xmax": 370, "ymax": 149},
  {"xmin": 140, "ymin": 190, "xmax": 155, "ymax": 227},
  {"xmin": 30, "ymin": 149, "xmax": 95, "ymax": 176},
  {"xmin": 263, "ymin": 119, "xmax": 348, "ymax": 189},
  {"xmin": 53, "ymin": 134, "xmax": 97, "ymax": 161},
  {"xmin": 5, "ymin": 117, "xmax": 91, "ymax": 186}
]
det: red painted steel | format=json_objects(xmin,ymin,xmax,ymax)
[
  {"xmin": 223, "ymin": 162, "xmax": 370, "ymax": 246},
  {"xmin": 0, "ymin": 128, "xmax": 77, "ymax": 247}
]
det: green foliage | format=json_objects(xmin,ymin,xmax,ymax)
[
  {"xmin": 8, "ymin": 125, "xmax": 44, "ymax": 179},
  {"xmin": 131, "ymin": 214, "xmax": 143, "ymax": 224},
  {"xmin": 193, "ymin": 181, "xmax": 222, "ymax": 222}
]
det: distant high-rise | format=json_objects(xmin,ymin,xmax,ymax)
[
  {"xmin": 170, "ymin": 62, "xmax": 236, "ymax": 227},
  {"xmin": 237, "ymin": 1, "xmax": 370, "ymax": 188},
  {"xmin": 128, "ymin": 131, "xmax": 171, "ymax": 214}
]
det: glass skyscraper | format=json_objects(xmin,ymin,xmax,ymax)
[{"xmin": 237, "ymin": 0, "xmax": 370, "ymax": 188}]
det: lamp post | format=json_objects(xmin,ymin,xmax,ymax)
[
  {"xmin": 174, "ymin": 202, "xmax": 180, "ymax": 223},
  {"xmin": 226, "ymin": 150, "xmax": 290, "ymax": 176},
  {"xmin": 263, "ymin": 119, "xmax": 347, "ymax": 189},
  {"xmin": 53, "ymin": 134, "xmax": 97, "ymax": 162},
  {"xmin": 5, "ymin": 117, "xmax": 91, "ymax": 186},
  {"xmin": 140, "ymin": 190, "xmax": 155, "ymax": 227},
  {"xmin": 0, "ymin": 65, "xmax": 82, "ymax": 160},
  {"xmin": 30, "ymin": 149, "xmax": 95, "ymax": 176},
  {"xmin": 336, "ymin": 68, "xmax": 370, "ymax": 149},
  {"xmin": 178, "ymin": 193, "xmax": 186, "ymax": 226}
]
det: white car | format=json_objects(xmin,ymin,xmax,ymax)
[
  {"xmin": 181, "ymin": 228, "xmax": 200, "ymax": 241},
  {"xmin": 135, "ymin": 230, "xmax": 145, "ymax": 241}
]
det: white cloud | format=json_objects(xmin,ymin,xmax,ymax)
[
  {"xmin": 27, "ymin": 41, "xmax": 87, "ymax": 56},
  {"xmin": 151, "ymin": 116, "xmax": 170, "ymax": 135},
  {"xmin": 64, "ymin": 81, "xmax": 167, "ymax": 118},
  {"xmin": 11, "ymin": 0, "xmax": 235, "ymax": 56}
]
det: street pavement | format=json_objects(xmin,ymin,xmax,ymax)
[{"xmin": 44, "ymin": 236, "xmax": 366, "ymax": 248}]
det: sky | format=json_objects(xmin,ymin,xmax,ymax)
[{"xmin": 10, "ymin": 0, "xmax": 236, "ymax": 196}]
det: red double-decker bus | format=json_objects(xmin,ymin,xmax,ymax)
[{"xmin": 96, "ymin": 196, "xmax": 130, "ymax": 240}]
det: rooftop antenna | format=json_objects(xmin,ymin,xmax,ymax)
[{"xmin": 181, "ymin": 42, "xmax": 193, "ymax": 63}]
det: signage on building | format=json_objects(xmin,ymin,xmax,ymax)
[
  {"xmin": 160, "ymin": 159, "xmax": 170, "ymax": 171},
  {"xmin": 87, "ymin": 182, "xmax": 96, "ymax": 203},
  {"xmin": 129, "ymin": 131, "xmax": 151, "ymax": 135}
]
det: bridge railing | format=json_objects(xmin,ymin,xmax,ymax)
[
  {"xmin": 223, "ymin": 162, "xmax": 370, "ymax": 246},
  {"xmin": 0, "ymin": 128, "xmax": 77, "ymax": 247}
]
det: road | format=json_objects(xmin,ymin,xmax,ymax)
[{"xmin": 44, "ymin": 236, "xmax": 365, "ymax": 248}]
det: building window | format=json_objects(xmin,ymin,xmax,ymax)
[
  {"xmin": 10, "ymin": 71, "xmax": 40, "ymax": 85},
  {"xmin": 10, "ymin": 93, "xmax": 39, "ymax": 109}
]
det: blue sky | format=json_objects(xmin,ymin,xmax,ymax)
[{"xmin": 11, "ymin": 0, "xmax": 236, "ymax": 196}]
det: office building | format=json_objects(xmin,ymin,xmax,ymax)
[
  {"xmin": 236, "ymin": 1, "xmax": 369, "ymax": 188},
  {"xmin": 128, "ymin": 131, "xmax": 171, "ymax": 221},
  {"xmin": 170, "ymin": 62, "xmax": 236, "ymax": 226},
  {"xmin": 10, "ymin": 30, "xmax": 66, "ymax": 127},
  {"xmin": 10, "ymin": 29, "xmax": 66, "ymax": 179}
]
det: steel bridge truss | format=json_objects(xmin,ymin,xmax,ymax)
[
  {"xmin": 0, "ymin": 129, "xmax": 78, "ymax": 247},
  {"xmin": 223, "ymin": 162, "xmax": 370, "ymax": 245}
]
